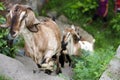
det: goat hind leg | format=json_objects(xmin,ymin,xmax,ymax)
[
  {"xmin": 55, "ymin": 55, "xmax": 62, "ymax": 74},
  {"xmin": 59, "ymin": 53, "xmax": 65, "ymax": 68},
  {"xmin": 66, "ymin": 54, "xmax": 72, "ymax": 67}
]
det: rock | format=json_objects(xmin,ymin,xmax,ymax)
[
  {"xmin": 99, "ymin": 45, "xmax": 120, "ymax": 80},
  {"xmin": 58, "ymin": 15, "xmax": 69, "ymax": 23},
  {"xmin": 55, "ymin": 20, "xmax": 71, "ymax": 34},
  {"xmin": 116, "ymin": 45, "xmax": 120, "ymax": 58},
  {"xmin": 0, "ymin": 53, "xmax": 73, "ymax": 80},
  {"xmin": 0, "ymin": 0, "xmax": 48, "ymax": 16},
  {"xmin": 46, "ymin": 11, "xmax": 58, "ymax": 20},
  {"xmin": 0, "ymin": 54, "xmax": 34, "ymax": 80},
  {"xmin": 75, "ymin": 26, "xmax": 95, "ymax": 44}
]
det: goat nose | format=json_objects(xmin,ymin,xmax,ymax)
[
  {"xmin": 10, "ymin": 31, "xmax": 17, "ymax": 38},
  {"xmin": 11, "ymin": 31, "xmax": 16, "ymax": 35},
  {"xmin": 77, "ymin": 38, "xmax": 80, "ymax": 41}
]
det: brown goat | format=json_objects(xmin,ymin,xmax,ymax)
[{"xmin": 4, "ymin": 4, "xmax": 61, "ymax": 74}]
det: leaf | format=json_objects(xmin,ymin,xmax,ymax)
[{"xmin": 71, "ymin": 2, "xmax": 83, "ymax": 9}]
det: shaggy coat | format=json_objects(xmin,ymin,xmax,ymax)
[{"xmin": 5, "ymin": 4, "xmax": 61, "ymax": 74}]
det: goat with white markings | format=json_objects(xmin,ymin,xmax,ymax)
[
  {"xmin": 4, "ymin": 4, "xmax": 62, "ymax": 74},
  {"xmin": 59, "ymin": 25, "xmax": 94, "ymax": 67}
]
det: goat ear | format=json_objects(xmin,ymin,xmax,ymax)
[
  {"xmin": 79, "ymin": 36, "xmax": 82, "ymax": 39},
  {"xmin": 34, "ymin": 18, "xmax": 40, "ymax": 25},
  {"xmin": 23, "ymin": 5, "xmax": 33, "ymax": 10},
  {"xmin": 27, "ymin": 24, "xmax": 38, "ymax": 32},
  {"xmin": 71, "ymin": 25, "xmax": 75, "ymax": 30}
]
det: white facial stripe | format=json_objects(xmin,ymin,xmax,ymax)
[
  {"xmin": 10, "ymin": 10, "xmax": 13, "ymax": 18},
  {"xmin": 65, "ymin": 32, "xmax": 70, "ymax": 41},
  {"xmin": 19, "ymin": 11, "xmax": 26, "ymax": 21},
  {"xmin": 71, "ymin": 25, "xmax": 75, "ymax": 30},
  {"xmin": 76, "ymin": 33, "xmax": 80, "ymax": 39},
  {"xmin": 67, "ymin": 32, "xmax": 70, "ymax": 37}
]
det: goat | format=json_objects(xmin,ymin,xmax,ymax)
[
  {"xmin": 5, "ymin": 4, "xmax": 61, "ymax": 74},
  {"xmin": 59, "ymin": 25, "xmax": 80, "ymax": 67},
  {"xmin": 59, "ymin": 25, "xmax": 94, "ymax": 67},
  {"xmin": 78, "ymin": 40, "xmax": 94, "ymax": 52}
]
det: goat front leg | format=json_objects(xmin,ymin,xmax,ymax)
[
  {"xmin": 55, "ymin": 54, "xmax": 62, "ymax": 74},
  {"xmin": 41, "ymin": 50, "xmax": 62, "ymax": 74},
  {"xmin": 31, "ymin": 53, "xmax": 43, "ymax": 73},
  {"xmin": 39, "ymin": 50, "xmax": 55, "ymax": 74},
  {"xmin": 59, "ymin": 51, "xmax": 65, "ymax": 68},
  {"xmin": 66, "ymin": 54, "xmax": 72, "ymax": 67}
]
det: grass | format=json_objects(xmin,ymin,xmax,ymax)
[{"xmin": 0, "ymin": 75, "xmax": 12, "ymax": 80}]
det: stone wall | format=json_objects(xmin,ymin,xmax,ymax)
[{"xmin": 99, "ymin": 45, "xmax": 120, "ymax": 80}]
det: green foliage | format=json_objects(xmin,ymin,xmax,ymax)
[
  {"xmin": 70, "ymin": 0, "xmax": 98, "ymax": 13},
  {"xmin": 43, "ymin": 0, "xmax": 97, "ymax": 21},
  {"xmin": 110, "ymin": 13, "xmax": 120, "ymax": 33},
  {"xmin": 0, "ymin": 3, "xmax": 5, "ymax": 10},
  {"xmin": 0, "ymin": 75, "xmax": 12, "ymax": 80},
  {"xmin": 73, "ymin": 47, "xmax": 115, "ymax": 80},
  {"xmin": 0, "ymin": 3, "xmax": 17, "ymax": 58},
  {"xmin": 0, "ymin": 28, "xmax": 17, "ymax": 58}
]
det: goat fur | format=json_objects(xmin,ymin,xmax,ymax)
[{"xmin": 7, "ymin": 4, "xmax": 61, "ymax": 74}]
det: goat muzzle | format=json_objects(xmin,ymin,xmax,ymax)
[{"xmin": 10, "ymin": 30, "xmax": 18, "ymax": 38}]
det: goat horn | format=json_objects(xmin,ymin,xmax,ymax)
[
  {"xmin": 71, "ymin": 24, "xmax": 75, "ymax": 30},
  {"xmin": 23, "ymin": 5, "xmax": 33, "ymax": 10},
  {"xmin": 0, "ymin": 23, "xmax": 9, "ymax": 28}
]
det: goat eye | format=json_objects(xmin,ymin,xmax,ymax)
[
  {"xmin": 14, "ymin": 7, "xmax": 19, "ymax": 12},
  {"xmin": 15, "ymin": 9, "xmax": 18, "ymax": 12},
  {"xmin": 7, "ymin": 9, "xmax": 10, "ymax": 12}
]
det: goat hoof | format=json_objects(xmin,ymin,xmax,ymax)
[
  {"xmin": 33, "ymin": 69, "xmax": 37, "ymax": 73},
  {"xmin": 37, "ymin": 64, "xmax": 41, "ymax": 68},
  {"xmin": 69, "ymin": 63, "xmax": 71, "ymax": 67},
  {"xmin": 61, "ymin": 65, "xmax": 64, "ymax": 68},
  {"xmin": 45, "ymin": 69, "xmax": 52, "ymax": 75},
  {"xmin": 71, "ymin": 64, "xmax": 75, "ymax": 68},
  {"xmin": 56, "ymin": 69, "xmax": 62, "ymax": 74}
]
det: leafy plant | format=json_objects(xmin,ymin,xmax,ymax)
[
  {"xmin": 0, "ymin": 2, "xmax": 17, "ymax": 58},
  {"xmin": 70, "ymin": 0, "xmax": 98, "ymax": 13},
  {"xmin": 73, "ymin": 47, "xmax": 115, "ymax": 80},
  {"xmin": 0, "ymin": 2, "xmax": 5, "ymax": 10},
  {"xmin": 43, "ymin": 0, "xmax": 97, "ymax": 22},
  {"xmin": 110, "ymin": 13, "xmax": 120, "ymax": 34}
]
